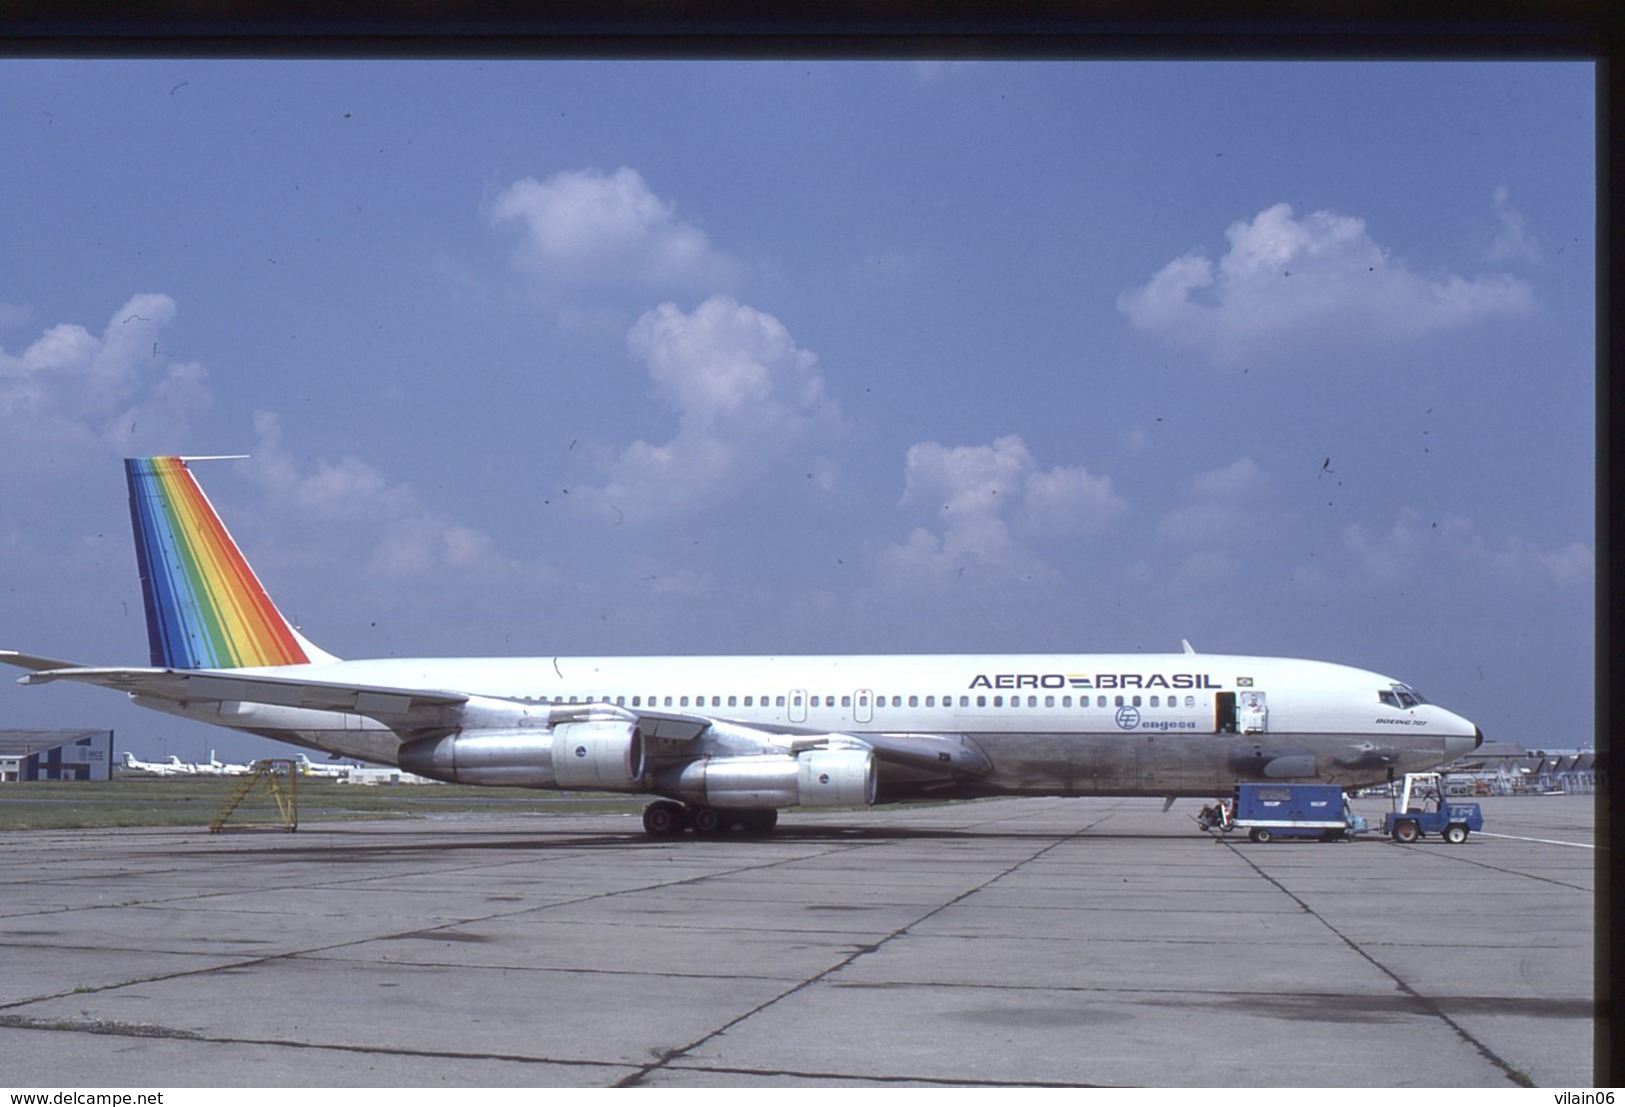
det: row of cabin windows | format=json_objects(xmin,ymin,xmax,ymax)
[{"xmin": 540, "ymin": 693, "xmax": 1204, "ymax": 710}]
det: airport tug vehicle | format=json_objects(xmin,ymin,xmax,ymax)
[
  {"xmin": 1379, "ymin": 771, "xmax": 1483, "ymax": 844},
  {"xmin": 1196, "ymin": 783, "xmax": 1368, "ymax": 843}
]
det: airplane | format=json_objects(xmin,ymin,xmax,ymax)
[
  {"xmin": 118, "ymin": 751, "xmax": 195, "ymax": 776},
  {"xmin": 292, "ymin": 754, "xmax": 348, "ymax": 779},
  {"xmin": 204, "ymin": 750, "xmax": 254, "ymax": 776},
  {"xmin": 5, "ymin": 456, "xmax": 1482, "ymax": 837}
]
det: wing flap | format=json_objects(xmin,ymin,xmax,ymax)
[{"xmin": 862, "ymin": 733, "xmax": 993, "ymax": 778}]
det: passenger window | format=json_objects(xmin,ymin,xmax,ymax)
[
  {"xmin": 977, "ymin": 695, "xmax": 986, "ymax": 708},
  {"xmin": 1045, "ymin": 695, "xmax": 1055, "ymax": 708},
  {"xmin": 1114, "ymin": 695, "xmax": 1123, "ymax": 707},
  {"xmin": 1097, "ymin": 696, "xmax": 1107, "ymax": 708},
  {"xmin": 842, "ymin": 695, "xmax": 851, "ymax": 707},
  {"xmin": 744, "ymin": 696, "xmax": 753, "ymax": 707},
  {"xmin": 1028, "ymin": 695, "xmax": 1038, "ymax": 707},
  {"xmin": 680, "ymin": 696, "xmax": 689, "ymax": 707},
  {"xmin": 908, "ymin": 695, "xmax": 918, "ymax": 707},
  {"xmin": 728, "ymin": 695, "xmax": 737, "ymax": 707},
  {"xmin": 1132, "ymin": 696, "xmax": 1142, "ymax": 707},
  {"xmin": 1150, "ymin": 696, "xmax": 1160, "ymax": 708},
  {"xmin": 1185, "ymin": 696, "xmax": 1195, "ymax": 708},
  {"xmin": 777, "ymin": 696, "xmax": 787, "ymax": 707},
  {"xmin": 926, "ymin": 696, "xmax": 935, "ymax": 708}
]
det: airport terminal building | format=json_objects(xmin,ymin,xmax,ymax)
[{"xmin": 0, "ymin": 729, "xmax": 114, "ymax": 782}]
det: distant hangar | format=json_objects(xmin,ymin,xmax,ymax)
[{"xmin": 0, "ymin": 729, "xmax": 114, "ymax": 782}]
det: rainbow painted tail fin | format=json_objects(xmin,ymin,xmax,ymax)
[{"xmin": 126, "ymin": 457, "xmax": 332, "ymax": 670}]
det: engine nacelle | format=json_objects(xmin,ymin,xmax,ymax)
[
  {"xmin": 654, "ymin": 748, "xmax": 875, "ymax": 809},
  {"xmin": 397, "ymin": 720, "xmax": 645, "ymax": 790},
  {"xmin": 398, "ymin": 729, "xmax": 553, "ymax": 787},
  {"xmin": 551, "ymin": 720, "xmax": 646, "ymax": 789}
]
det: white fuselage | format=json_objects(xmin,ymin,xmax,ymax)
[{"xmin": 136, "ymin": 651, "xmax": 1482, "ymax": 798}]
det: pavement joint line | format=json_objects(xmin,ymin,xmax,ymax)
[
  {"xmin": 0, "ymin": 834, "xmax": 921, "ymax": 1020},
  {"xmin": 0, "ymin": 1012, "xmax": 642, "ymax": 1075},
  {"xmin": 655, "ymin": 1061, "xmax": 1108, "ymax": 1088},
  {"xmin": 611, "ymin": 809, "xmax": 1121, "ymax": 1089},
  {"xmin": 1368, "ymin": 842, "xmax": 1592, "ymax": 893},
  {"xmin": 0, "ymin": 799, "xmax": 1592, "ymax": 1085},
  {"xmin": 1221, "ymin": 839, "xmax": 1536, "ymax": 1088}
]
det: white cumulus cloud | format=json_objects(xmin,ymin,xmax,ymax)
[
  {"xmin": 1485, "ymin": 186, "xmax": 1543, "ymax": 266},
  {"xmin": 579, "ymin": 296, "xmax": 841, "ymax": 520},
  {"xmin": 1338, "ymin": 509, "xmax": 1591, "ymax": 589},
  {"xmin": 1118, "ymin": 202, "xmax": 1536, "ymax": 363},
  {"xmin": 490, "ymin": 166, "xmax": 739, "ymax": 292},
  {"xmin": 0, "ymin": 293, "xmax": 211, "ymax": 458},
  {"xmin": 879, "ymin": 435, "xmax": 1125, "ymax": 586},
  {"xmin": 1159, "ymin": 457, "xmax": 1273, "ymax": 545},
  {"xmin": 243, "ymin": 412, "xmax": 525, "ymax": 585}
]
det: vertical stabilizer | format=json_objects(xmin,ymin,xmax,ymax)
[{"xmin": 126, "ymin": 457, "xmax": 327, "ymax": 669}]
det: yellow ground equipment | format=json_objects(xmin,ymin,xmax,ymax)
[{"xmin": 209, "ymin": 759, "xmax": 299, "ymax": 832}]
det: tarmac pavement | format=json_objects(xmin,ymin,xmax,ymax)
[{"xmin": 0, "ymin": 794, "xmax": 1597, "ymax": 1087}]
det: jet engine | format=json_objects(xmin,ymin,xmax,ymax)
[
  {"xmin": 654, "ymin": 748, "xmax": 876, "ymax": 809},
  {"xmin": 550, "ymin": 720, "xmax": 646, "ymax": 788},
  {"xmin": 398, "ymin": 721, "xmax": 645, "ymax": 790}
]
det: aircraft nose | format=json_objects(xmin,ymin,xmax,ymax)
[{"xmin": 1444, "ymin": 725, "xmax": 1483, "ymax": 761}]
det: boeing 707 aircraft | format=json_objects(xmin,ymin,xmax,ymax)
[{"xmin": 4, "ymin": 457, "xmax": 1482, "ymax": 836}]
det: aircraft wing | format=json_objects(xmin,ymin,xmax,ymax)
[
  {"xmin": 4, "ymin": 650, "xmax": 992, "ymax": 785},
  {"xmin": 858, "ymin": 732, "xmax": 993, "ymax": 779},
  {"xmin": 761, "ymin": 724, "xmax": 992, "ymax": 783},
  {"xmin": 556, "ymin": 703, "xmax": 992, "ymax": 785},
  {"xmin": 8, "ymin": 659, "xmax": 468, "ymax": 731}
]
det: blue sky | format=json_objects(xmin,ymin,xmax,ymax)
[{"xmin": 0, "ymin": 60, "xmax": 1594, "ymax": 764}]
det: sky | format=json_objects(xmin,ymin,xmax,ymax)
[{"xmin": 0, "ymin": 59, "xmax": 1595, "ymax": 765}]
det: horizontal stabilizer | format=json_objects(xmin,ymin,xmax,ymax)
[{"xmin": 0, "ymin": 650, "xmax": 92, "ymax": 673}]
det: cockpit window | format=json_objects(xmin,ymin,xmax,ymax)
[{"xmin": 1381, "ymin": 683, "xmax": 1428, "ymax": 709}]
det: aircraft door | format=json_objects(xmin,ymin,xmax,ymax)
[
  {"xmin": 789, "ymin": 689, "xmax": 808, "ymax": 724},
  {"xmin": 854, "ymin": 689, "xmax": 873, "ymax": 724},
  {"xmin": 1238, "ymin": 690, "xmax": 1268, "ymax": 734}
]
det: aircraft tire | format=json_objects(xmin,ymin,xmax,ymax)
[
  {"xmin": 738, "ymin": 808, "xmax": 778, "ymax": 835},
  {"xmin": 1392, "ymin": 820, "xmax": 1420, "ymax": 844},
  {"xmin": 690, "ymin": 805, "xmax": 726, "ymax": 835},
  {"xmin": 1443, "ymin": 824, "xmax": 1469, "ymax": 844},
  {"xmin": 642, "ymin": 801, "xmax": 686, "ymax": 837}
]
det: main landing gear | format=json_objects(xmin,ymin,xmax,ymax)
[{"xmin": 641, "ymin": 800, "xmax": 778, "ymax": 838}]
